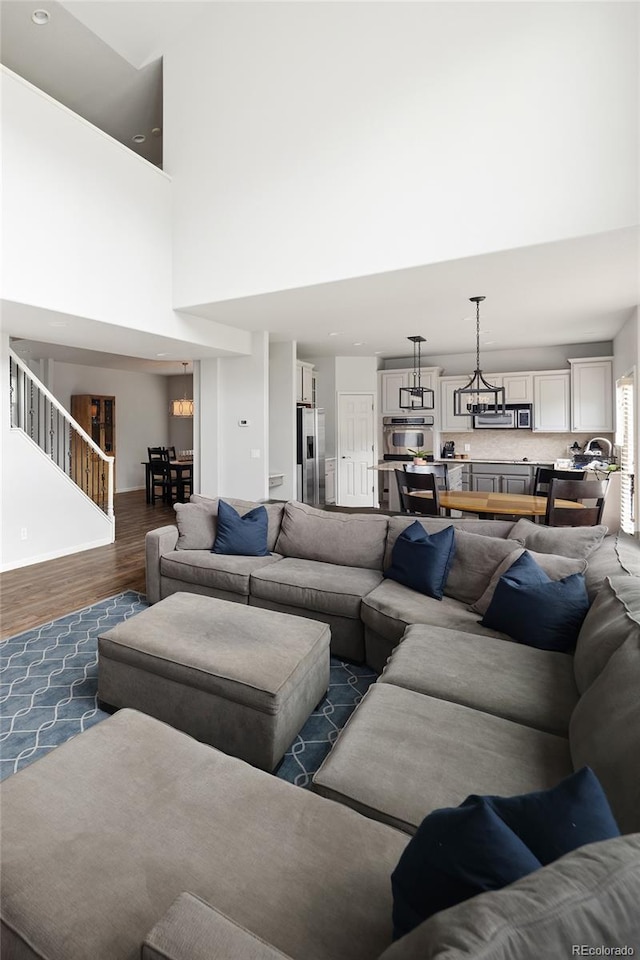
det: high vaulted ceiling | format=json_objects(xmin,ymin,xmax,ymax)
[{"xmin": 1, "ymin": 1, "xmax": 638, "ymax": 371}]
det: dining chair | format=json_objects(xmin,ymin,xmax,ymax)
[
  {"xmin": 165, "ymin": 446, "xmax": 177, "ymax": 461},
  {"xmin": 532, "ymin": 466, "xmax": 585, "ymax": 497},
  {"xmin": 396, "ymin": 469, "xmax": 441, "ymax": 516},
  {"xmin": 544, "ymin": 478, "xmax": 609, "ymax": 527}
]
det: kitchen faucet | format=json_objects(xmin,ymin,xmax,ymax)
[{"xmin": 583, "ymin": 437, "xmax": 613, "ymax": 457}]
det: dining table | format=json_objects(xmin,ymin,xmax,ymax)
[
  {"xmin": 412, "ymin": 489, "xmax": 586, "ymax": 520},
  {"xmin": 142, "ymin": 459, "xmax": 193, "ymax": 504}
]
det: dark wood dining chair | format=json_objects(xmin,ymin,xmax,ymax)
[
  {"xmin": 544, "ymin": 478, "xmax": 609, "ymax": 527},
  {"xmin": 165, "ymin": 446, "xmax": 177, "ymax": 461},
  {"xmin": 395, "ymin": 469, "xmax": 440, "ymax": 516},
  {"xmin": 533, "ymin": 466, "xmax": 586, "ymax": 496},
  {"xmin": 148, "ymin": 448, "xmax": 178, "ymax": 505}
]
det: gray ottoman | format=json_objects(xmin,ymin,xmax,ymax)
[{"xmin": 98, "ymin": 592, "xmax": 330, "ymax": 771}]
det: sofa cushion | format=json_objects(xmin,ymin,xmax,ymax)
[
  {"xmin": 380, "ymin": 624, "xmax": 577, "ymax": 736},
  {"xmin": 212, "ymin": 500, "xmax": 269, "ymax": 557},
  {"xmin": 444, "ymin": 531, "xmax": 524, "ymax": 605},
  {"xmin": 391, "ymin": 798, "xmax": 541, "ymax": 939},
  {"xmin": 361, "ymin": 578, "xmax": 511, "ymax": 646},
  {"xmin": 384, "ymin": 517, "xmax": 517, "ymax": 569},
  {"xmin": 570, "ymin": 628, "xmax": 640, "ymax": 833},
  {"xmin": 574, "ymin": 575, "xmax": 640, "ymax": 693},
  {"xmin": 188, "ymin": 496, "xmax": 285, "ymax": 552},
  {"xmin": 174, "ymin": 501, "xmax": 218, "ymax": 550},
  {"xmin": 384, "ymin": 523, "xmax": 455, "ymax": 599},
  {"xmin": 378, "ymin": 835, "xmax": 640, "ymax": 960},
  {"xmin": 160, "ymin": 551, "xmax": 282, "ymax": 597},
  {"xmin": 583, "ymin": 532, "xmax": 635, "ymax": 600},
  {"xmin": 250, "ymin": 558, "xmax": 383, "ymax": 619},
  {"xmin": 0, "ymin": 709, "xmax": 407, "ymax": 960},
  {"xmin": 509, "ymin": 517, "xmax": 607, "ymax": 559},
  {"xmin": 312, "ymin": 684, "xmax": 572, "ymax": 834},
  {"xmin": 274, "ymin": 501, "xmax": 389, "ymax": 570},
  {"xmin": 472, "ymin": 548, "xmax": 587, "ymax": 615},
  {"xmin": 480, "ymin": 552, "xmax": 590, "ymax": 652}
]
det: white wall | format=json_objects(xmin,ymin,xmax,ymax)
[
  {"xmin": 613, "ymin": 313, "xmax": 638, "ymax": 382},
  {"xmin": 0, "ymin": 68, "xmax": 252, "ymax": 358},
  {"xmin": 50, "ymin": 361, "xmax": 169, "ymax": 492},
  {"xmin": 199, "ymin": 332, "xmax": 270, "ymax": 501},
  {"xmin": 0, "ymin": 336, "xmax": 114, "ymax": 571},
  {"xmin": 269, "ymin": 342, "xmax": 297, "ymax": 501},
  {"xmin": 165, "ymin": 2, "xmax": 637, "ymax": 310}
]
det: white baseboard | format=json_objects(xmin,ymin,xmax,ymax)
[
  {"xmin": 0, "ymin": 536, "xmax": 114, "ymax": 572},
  {"xmin": 115, "ymin": 485, "xmax": 145, "ymax": 493}
]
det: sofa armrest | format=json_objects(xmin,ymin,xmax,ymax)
[
  {"xmin": 142, "ymin": 893, "xmax": 295, "ymax": 960},
  {"xmin": 145, "ymin": 525, "xmax": 179, "ymax": 603}
]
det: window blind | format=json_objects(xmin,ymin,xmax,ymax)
[{"xmin": 616, "ymin": 375, "xmax": 635, "ymax": 535}]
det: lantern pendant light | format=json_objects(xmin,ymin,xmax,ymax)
[
  {"xmin": 453, "ymin": 297, "xmax": 505, "ymax": 417},
  {"xmin": 170, "ymin": 362, "xmax": 194, "ymax": 418},
  {"xmin": 399, "ymin": 335, "xmax": 434, "ymax": 410}
]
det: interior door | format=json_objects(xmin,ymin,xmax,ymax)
[{"xmin": 337, "ymin": 393, "xmax": 375, "ymax": 507}]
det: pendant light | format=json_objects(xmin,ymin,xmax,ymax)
[
  {"xmin": 453, "ymin": 297, "xmax": 505, "ymax": 417},
  {"xmin": 399, "ymin": 335, "xmax": 434, "ymax": 410},
  {"xmin": 170, "ymin": 362, "xmax": 194, "ymax": 418}
]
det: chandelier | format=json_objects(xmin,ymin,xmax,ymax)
[
  {"xmin": 453, "ymin": 297, "xmax": 505, "ymax": 417},
  {"xmin": 399, "ymin": 335, "xmax": 434, "ymax": 410},
  {"xmin": 170, "ymin": 362, "xmax": 194, "ymax": 418}
]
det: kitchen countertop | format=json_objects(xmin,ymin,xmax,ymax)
[{"xmin": 372, "ymin": 459, "xmax": 556, "ymax": 469}]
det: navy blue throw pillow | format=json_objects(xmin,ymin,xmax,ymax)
[
  {"xmin": 384, "ymin": 522, "xmax": 456, "ymax": 600},
  {"xmin": 391, "ymin": 768, "xmax": 619, "ymax": 941},
  {"xmin": 477, "ymin": 767, "xmax": 620, "ymax": 866},
  {"xmin": 480, "ymin": 550, "xmax": 590, "ymax": 651},
  {"xmin": 211, "ymin": 500, "xmax": 269, "ymax": 557},
  {"xmin": 391, "ymin": 798, "xmax": 541, "ymax": 940}
]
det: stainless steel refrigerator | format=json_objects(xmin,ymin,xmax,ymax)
[{"xmin": 297, "ymin": 407, "xmax": 325, "ymax": 506}]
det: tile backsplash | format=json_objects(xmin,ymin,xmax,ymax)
[{"xmin": 438, "ymin": 432, "xmax": 615, "ymax": 461}]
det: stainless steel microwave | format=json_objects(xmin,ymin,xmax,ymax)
[
  {"xmin": 382, "ymin": 416, "xmax": 435, "ymax": 459},
  {"xmin": 473, "ymin": 405, "xmax": 532, "ymax": 430}
]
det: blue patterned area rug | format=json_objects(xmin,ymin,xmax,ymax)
[{"xmin": 0, "ymin": 592, "xmax": 376, "ymax": 785}]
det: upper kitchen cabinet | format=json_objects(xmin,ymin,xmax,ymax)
[
  {"xmin": 569, "ymin": 358, "xmax": 613, "ymax": 433},
  {"xmin": 379, "ymin": 368, "xmax": 439, "ymax": 416},
  {"xmin": 439, "ymin": 377, "xmax": 473, "ymax": 432},
  {"xmin": 533, "ymin": 372, "xmax": 570, "ymax": 432},
  {"xmin": 296, "ymin": 361, "xmax": 314, "ymax": 405},
  {"xmin": 482, "ymin": 373, "xmax": 533, "ymax": 404}
]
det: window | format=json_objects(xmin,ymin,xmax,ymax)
[{"xmin": 616, "ymin": 373, "xmax": 635, "ymax": 535}]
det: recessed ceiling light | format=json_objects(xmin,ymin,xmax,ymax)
[
  {"xmin": 483, "ymin": 340, "xmax": 496, "ymax": 346},
  {"xmin": 31, "ymin": 9, "xmax": 50, "ymax": 25},
  {"xmin": 328, "ymin": 332, "xmax": 340, "ymax": 337},
  {"xmin": 353, "ymin": 341, "xmax": 366, "ymax": 346},
  {"xmin": 156, "ymin": 352, "xmax": 168, "ymax": 357},
  {"xmin": 132, "ymin": 134, "xmax": 146, "ymax": 144},
  {"xmin": 374, "ymin": 351, "xmax": 382, "ymax": 355}
]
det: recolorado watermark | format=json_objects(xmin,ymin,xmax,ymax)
[{"xmin": 572, "ymin": 948, "xmax": 635, "ymax": 957}]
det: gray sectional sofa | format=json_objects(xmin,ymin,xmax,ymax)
[{"xmin": 2, "ymin": 496, "xmax": 640, "ymax": 959}]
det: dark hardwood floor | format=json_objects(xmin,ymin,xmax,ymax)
[{"xmin": 0, "ymin": 491, "xmax": 176, "ymax": 638}]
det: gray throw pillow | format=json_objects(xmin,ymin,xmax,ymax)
[
  {"xmin": 174, "ymin": 501, "xmax": 218, "ymax": 550},
  {"xmin": 471, "ymin": 548, "xmax": 588, "ymax": 615},
  {"xmin": 444, "ymin": 532, "xmax": 524, "ymax": 605},
  {"xmin": 509, "ymin": 517, "xmax": 608, "ymax": 559}
]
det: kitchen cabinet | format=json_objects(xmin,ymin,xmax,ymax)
[
  {"xmin": 379, "ymin": 368, "xmax": 438, "ymax": 416},
  {"xmin": 439, "ymin": 377, "xmax": 473, "ymax": 432},
  {"xmin": 468, "ymin": 463, "xmax": 533, "ymax": 495},
  {"xmin": 296, "ymin": 361, "xmax": 314, "ymax": 405},
  {"xmin": 569, "ymin": 358, "xmax": 613, "ymax": 433},
  {"xmin": 533, "ymin": 372, "xmax": 570, "ymax": 432},
  {"xmin": 503, "ymin": 373, "xmax": 533, "ymax": 404}
]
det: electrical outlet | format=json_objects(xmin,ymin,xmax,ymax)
[
  {"xmin": 20, "ymin": 527, "xmax": 28, "ymax": 540},
  {"xmin": 464, "ymin": 443, "xmax": 471, "ymax": 453}
]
